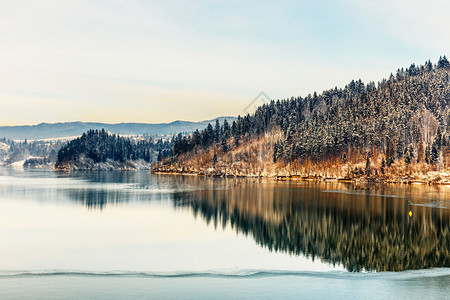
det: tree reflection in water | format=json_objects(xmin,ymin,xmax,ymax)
[
  {"xmin": 171, "ymin": 179, "xmax": 449, "ymax": 272},
  {"xmin": 62, "ymin": 173, "xmax": 449, "ymax": 272}
]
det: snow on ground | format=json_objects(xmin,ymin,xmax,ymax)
[
  {"xmin": 13, "ymin": 136, "xmax": 80, "ymax": 143},
  {"xmin": 10, "ymin": 160, "xmax": 26, "ymax": 167},
  {"xmin": 0, "ymin": 155, "xmax": 47, "ymax": 168},
  {"xmin": 0, "ymin": 142, "xmax": 10, "ymax": 152}
]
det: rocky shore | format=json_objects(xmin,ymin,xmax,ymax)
[
  {"xmin": 151, "ymin": 165, "xmax": 450, "ymax": 185},
  {"xmin": 55, "ymin": 157, "xmax": 152, "ymax": 171}
]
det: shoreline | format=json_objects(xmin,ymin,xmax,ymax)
[
  {"xmin": 5, "ymin": 163, "xmax": 448, "ymax": 185},
  {"xmin": 151, "ymin": 170, "xmax": 450, "ymax": 185},
  {"xmin": 10, "ymin": 163, "xmax": 448, "ymax": 185}
]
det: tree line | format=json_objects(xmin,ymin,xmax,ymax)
[
  {"xmin": 56, "ymin": 129, "xmax": 172, "ymax": 167},
  {"xmin": 172, "ymin": 56, "xmax": 450, "ymax": 169}
]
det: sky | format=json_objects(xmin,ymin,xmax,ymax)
[{"xmin": 1, "ymin": 0, "xmax": 449, "ymax": 125}]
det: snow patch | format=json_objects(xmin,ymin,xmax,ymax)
[
  {"xmin": 10, "ymin": 160, "xmax": 25, "ymax": 167},
  {"xmin": 0, "ymin": 142, "xmax": 10, "ymax": 152}
]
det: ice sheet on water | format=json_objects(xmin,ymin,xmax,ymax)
[{"xmin": 0, "ymin": 268, "xmax": 449, "ymax": 280}]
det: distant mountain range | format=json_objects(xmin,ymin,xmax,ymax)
[{"xmin": 0, "ymin": 117, "xmax": 236, "ymax": 140}]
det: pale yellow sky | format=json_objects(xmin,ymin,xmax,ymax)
[{"xmin": 0, "ymin": 0, "xmax": 449, "ymax": 125}]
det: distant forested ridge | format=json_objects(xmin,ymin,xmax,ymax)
[
  {"xmin": 0, "ymin": 117, "xmax": 235, "ymax": 140},
  {"xmin": 55, "ymin": 129, "xmax": 172, "ymax": 170},
  {"xmin": 156, "ymin": 56, "xmax": 450, "ymax": 182}
]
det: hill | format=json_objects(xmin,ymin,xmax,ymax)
[
  {"xmin": 0, "ymin": 117, "xmax": 235, "ymax": 140},
  {"xmin": 55, "ymin": 129, "xmax": 172, "ymax": 171},
  {"xmin": 154, "ymin": 56, "xmax": 450, "ymax": 183}
]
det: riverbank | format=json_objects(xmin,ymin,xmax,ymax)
[
  {"xmin": 151, "ymin": 166, "xmax": 450, "ymax": 185},
  {"xmin": 55, "ymin": 158, "xmax": 152, "ymax": 171}
]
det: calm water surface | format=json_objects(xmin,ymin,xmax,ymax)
[{"xmin": 0, "ymin": 168, "xmax": 448, "ymax": 299}]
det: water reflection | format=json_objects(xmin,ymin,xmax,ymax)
[
  {"xmin": 0, "ymin": 168, "xmax": 448, "ymax": 272},
  {"xmin": 172, "ymin": 180, "xmax": 449, "ymax": 272},
  {"xmin": 30, "ymin": 173, "xmax": 450, "ymax": 272},
  {"xmin": 60, "ymin": 173, "xmax": 209, "ymax": 209}
]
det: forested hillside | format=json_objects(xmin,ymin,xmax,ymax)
[
  {"xmin": 155, "ymin": 57, "xmax": 450, "ymax": 182},
  {"xmin": 55, "ymin": 129, "xmax": 172, "ymax": 170}
]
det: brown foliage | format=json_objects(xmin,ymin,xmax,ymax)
[{"xmin": 154, "ymin": 130, "xmax": 450, "ymax": 184}]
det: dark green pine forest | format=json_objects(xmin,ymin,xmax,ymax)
[
  {"xmin": 161, "ymin": 56, "xmax": 450, "ymax": 179},
  {"xmin": 55, "ymin": 129, "xmax": 172, "ymax": 169}
]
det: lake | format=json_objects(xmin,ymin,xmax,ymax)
[{"xmin": 0, "ymin": 168, "xmax": 448, "ymax": 299}]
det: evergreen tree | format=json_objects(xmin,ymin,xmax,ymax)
[
  {"xmin": 365, "ymin": 156, "xmax": 371, "ymax": 176},
  {"xmin": 437, "ymin": 56, "xmax": 450, "ymax": 69},
  {"xmin": 417, "ymin": 137, "xmax": 424, "ymax": 163},
  {"xmin": 214, "ymin": 120, "xmax": 221, "ymax": 143},
  {"xmin": 431, "ymin": 142, "xmax": 439, "ymax": 164},
  {"xmin": 425, "ymin": 145, "xmax": 431, "ymax": 164},
  {"xmin": 222, "ymin": 119, "xmax": 230, "ymax": 139}
]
